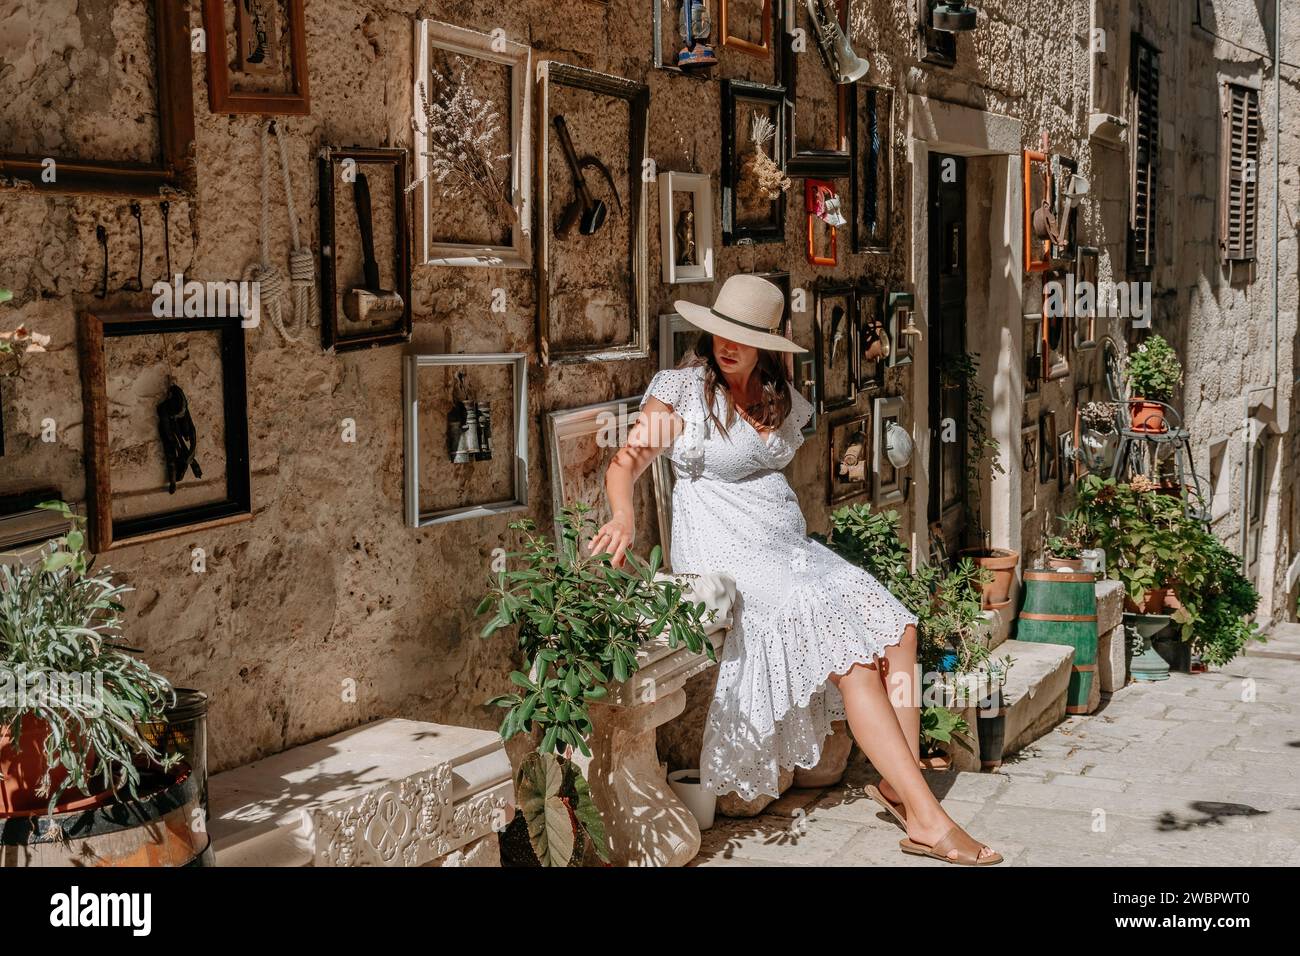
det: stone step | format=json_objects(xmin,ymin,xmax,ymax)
[
  {"xmin": 208, "ymin": 718, "xmax": 512, "ymax": 867},
  {"xmin": 947, "ymin": 639, "xmax": 1074, "ymax": 771}
]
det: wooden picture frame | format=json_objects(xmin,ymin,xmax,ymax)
[
  {"xmin": 1023, "ymin": 150, "xmax": 1052, "ymax": 272},
  {"xmin": 202, "ymin": 0, "xmax": 310, "ymax": 115},
  {"xmin": 1042, "ymin": 277, "xmax": 1070, "ymax": 380},
  {"xmin": 805, "ymin": 179, "xmax": 839, "ymax": 266},
  {"xmin": 318, "ymin": 146, "xmax": 413, "ymax": 353},
  {"xmin": 887, "ymin": 292, "xmax": 915, "ymax": 366},
  {"xmin": 721, "ymin": 0, "xmax": 773, "ymax": 58},
  {"xmin": 813, "ymin": 283, "xmax": 857, "ymax": 413},
  {"xmin": 402, "ymin": 353, "xmax": 529, "ymax": 526},
  {"xmin": 0, "ymin": 0, "xmax": 195, "ymax": 197},
  {"xmin": 828, "ymin": 413, "xmax": 870, "ymax": 505},
  {"xmin": 79, "ymin": 312, "xmax": 251, "ymax": 553},
  {"xmin": 660, "ymin": 171, "xmax": 716, "ymax": 284},
  {"xmin": 1039, "ymin": 410, "xmax": 1058, "ymax": 484},
  {"xmin": 1074, "ymin": 245, "xmax": 1100, "ymax": 350},
  {"xmin": 855, "ymin": 285, "xmax": 887, "ymax": 393},
  {"xmin": 794, "ymin": 354, "xmax": 819, "ymax": 438},
  {"xmin": 722, "ymin": 79, "xmax": 788, "ymax": 245},
  {"xmin": 873, "ymin": 396, "xmax": 906, "ymax": 505},
  {"xmin": 413, "ymin": 19, "xmax": 533, "ymax": 268},
  {"xmin": 782, "ymin": 0, "xmax": 851, "ymax": 178},
  {"xmin": 537, "ymin": 62, "xmax": 650, "ymax": 365},
  {"xmin": 1023, "ymin": 312, "xmax": 1043, "ymax": 397},
  {"xmin": 658, "ymin": 312, "xmax": 700, "ymax": 369},
  {"xmin": 852, "ymin": 86, "xmax": 894, "ymax": 253}
]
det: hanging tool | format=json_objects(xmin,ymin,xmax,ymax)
[
  {"xmin": 553, "ymin": 114, "xmax": 622, "ymax": 239},
  {"xmin": 342, "ymin": 171, "xmax": 405, "ymax": 325},
  {"xmin": 124, "ymin": 203, "xmax": 143, "ymax": 292},
  {"xmin": 157, "ymin": 383, "xmax": 202, "ymax": 494}
]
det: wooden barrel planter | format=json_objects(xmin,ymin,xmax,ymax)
[
  {"xmin": 1016, "ymin": 570, "xmax": 1098, "ymax": 715},
  {"xmin": 0, "ymin": 768, "xmax": 212, "ymax": 867}
]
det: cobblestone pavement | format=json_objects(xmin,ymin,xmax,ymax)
[{"xmin": 692, "ymin": 624, "xmax": 1300, "ymax": 867}]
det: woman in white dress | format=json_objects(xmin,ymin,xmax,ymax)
[{"xmin": 590, "ymin": 276, "xmax": 1001, "ymax": 865}]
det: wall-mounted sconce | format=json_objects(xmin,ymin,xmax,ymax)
[{"xmin": 931, "ymin": 1, "xmax": 978, "ymax": 32}]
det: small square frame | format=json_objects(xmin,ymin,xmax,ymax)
[
  {"xmin": 402, "ymin": 353, "xmax": 529, "ymax": 526},
  {"xmin": 660, "ymin": 171, "xmax": 716, "ymax": 283},
  {"xmin": 721, "ymin": 0, "xmax": 774, "ymax": 58},
  {"xmin": 79, "ymin": 311, "xmax": 251, "ymax": 553}
]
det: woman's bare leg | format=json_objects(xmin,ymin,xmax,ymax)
[
  {"xmin": 876, "ymin": 625, "xmax": 920, "ymax": 807},
  {"xmin": 829, "ymin": 660, "xmax": 998, "ymax": 861}
]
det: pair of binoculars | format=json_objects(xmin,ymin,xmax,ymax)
[{"xmin": 450, "ymin": 400, "xmax": 493, "ymax": 464}]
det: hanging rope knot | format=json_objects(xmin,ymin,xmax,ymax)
[
  {"xmin": 246, "ymin": 119, "xmax": 311, "ymax": 345},
  {"xmin": 251, "ymin": 262, "xmax": 285, "ymax": 300},
  {"xmin": 288, "ymin": 247, "xmax": 314, "ymax": 284}
]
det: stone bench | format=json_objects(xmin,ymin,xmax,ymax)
[{"xmin": 208, "ymin": 718, "xmax": 512, "ymax": 867}]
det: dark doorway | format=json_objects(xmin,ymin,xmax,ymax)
[{"xmin": 927, "ymin": 151, "xmax": 968, "ymax": 550}]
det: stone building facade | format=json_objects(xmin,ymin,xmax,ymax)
[{"xmin": 0, "ymin": 0, "xmax": 1295, "ymax": 777}]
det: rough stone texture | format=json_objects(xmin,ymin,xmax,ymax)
[
  {"xmin": 0, "ymin": 0, "xmax": 1295, "ymax": 790},
  {"xmin": 1098, "ymin": 623, "xmax": 1128, "ymax": 693}
]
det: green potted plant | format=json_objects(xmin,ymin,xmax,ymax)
[
  {"xmin": 1, "ymin": 502, "xmax": 178, "ymax": 818},
  {"xmin": 1076, "ymin": 474, "xmax": 1183, "ymax": 613},
  {"xmin": 1045, "ymin": 509, "xmax": 1104, "ymax": 572},
  {"xmin": 941, "ymin": 352, "xmax": 1018, "ymax": 608},
  {"xmin": 1124, "ymin": 334, "xmax": 1182, "ymax": 433},
  {"xmin": 477, "ymin": 505, "xmax": 714, "ymax": 866}
]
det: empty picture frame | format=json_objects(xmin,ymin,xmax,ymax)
[
  {"xmin": 79, "ymin": 311, "xmax": 251, "ymax": 553},
  {"xmin": 887, "ymin": 292, "xmax": 915, "ymax": 366},
  {"xmin": 856, "ymin": 286, "xmax": 887, "ymax": 393},
  {"xmin": 721, "ymin": 0, "xmax": 774, "ymax": 58},
  {"xmin": 659, "ymin": 312, "xmax": 700, "ymax": 369},
  {"xmin": 828, "ymin": 413, "xmax": 870, "ymax": 505},
  {"xmin": 0, "ymin": 0, "xmax": 195, "ymax": 197},
  {"xmin": 660, "ymin": 171, "xmax": 716, "ymax": 283},
  {"xmin": 1023, "ymin": 150, "xmax": 1052, "ymax": 272},
  {"xmin": 1039, "ymin": 410, "xmax": 1058, "ymax": 484},
  {"xmin": 1023, "ymin": 312, "xmax": 1043, "ymax": 397},
  {"xmin": 319, "ymin": 146, "xmax": 413, "ymax": 352},
  {"xmin": 402, "ymin": 353, "xmax": 528, "ymax": 526},
  {"xmin": 1074, "ymin": 245, "xmax": 1100, "ymax": 350},
  {"xmin": 794, "ymin": 354, "xmax": 819, "ymax": 437},
  {"xmin": 852, "ymin": 86, "xmax": 894, "ymax": 253},
  {"xmin": 202, "ymin": 0, "xmax": 310, "ymax": 115},
  {"xmin": 547, "ymin": 397, "xmax": 657, "ymax": 548},
  {"xmin": 722, "ymin": 79, "xmax": 788, "ymax": 245},
  {"xmin": 537, "ymin": 62, "xmax": 650, "ymax": 364},
  {"xmin": 804, "ymin": 178, "xmax": 839, "ymax": 266},
  {"xmin": 873, "ymin": 396, "xmax": 906, "ymax": 504},
  {"xmin": 413, "ymin": 19, "xmax": 532, "ymax": 268},
  {"xmin": 814, "ymin": 283, "xmax": 857, "ymax": 413},
  {"xmin": 782, "ymin": 0, "xmax": 852, "ymax": 178}
]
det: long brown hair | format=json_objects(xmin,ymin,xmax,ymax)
[{"xmin": 682, "ymin": 333, "xmax": 793, "ymax": 436}]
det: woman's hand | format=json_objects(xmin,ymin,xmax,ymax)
[{"xmin": 589, "ymin": 511, "xmax": 634, "ymax": 567}]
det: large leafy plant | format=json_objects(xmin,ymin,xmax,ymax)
[
  {"xmin": 477, "ymin": 504, "xmax": 715, "ymax": 865},
  {"xmin": 1, "ymin": 501, "xmax": 178, "ymax": 817}
]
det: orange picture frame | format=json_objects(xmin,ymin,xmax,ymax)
[{"xmin": 1023, "ymin": 149, "xmax": 1052, "ymax": 272}]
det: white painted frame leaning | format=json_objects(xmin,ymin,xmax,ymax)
[
  {"xmin": 403, "ymin": 353, "xmax": 529, "ymax": 526},
  {"xmin": 659, "ymin": 171, "xmax": 716, "ymax": 284},
  {"xmin": 413, "ymin": 20, "xmax": 533, "ymax": 268},
  {"xmin": 546, "ymin": 397, "xmax": 645, "ymax": 546}
]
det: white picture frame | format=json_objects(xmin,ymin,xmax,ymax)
[
  {"xmin": 403, "ymin": 353, "xmax": 529, "ymax": 526},
  {"xmin": 413, "ymin": 20, "xmax": 532, "ymax": 268},
  {"xmin": 659, "ymin": 171, "xmax": 716, "ymax": 284},
  {"xmin": 546, "ymin": 397, "xmax": 648, "ymax": 545},
  {"xmin": 658, "ymin": 312, "xmax": 700, "ymax": 369},
  {"xmin": 872, "ymin": 395, "xmax": 906, "ymax": 504}
]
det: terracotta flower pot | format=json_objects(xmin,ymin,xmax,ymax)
[
  {"xmin": 1123, "ymin": 587, "xmax": 1172, "ymax": 615},
  {"xmin": 958, "ymin": 547, "xmax": 1020, "ymax": 610},
  {"xmin": 0, "ymin": 714, "xmax": 99, "ymax": 815},
  {"xmin": 1129, "ymin": 398, "xmax": 1168, "ymax": 434},
  {"xmin": 1047, "ymin": 556, "xmax": 1085, "ymax": 571}
]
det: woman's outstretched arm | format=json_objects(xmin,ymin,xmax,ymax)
[{"xmin": 589, "ymin": 396, "xmax": 682, "ymax": 567}]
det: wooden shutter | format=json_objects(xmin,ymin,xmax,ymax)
[
  {"xmin": 1128, "ymin": 36, "xmax": 1159, "ymax": 271},
  {"xmin": 1221, "ymin": 83, "xmax": 1260, "ymax": 262}
]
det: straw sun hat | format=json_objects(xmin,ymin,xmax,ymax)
[{"xmin": 674, "ymin": 275, "xmax": 807, "ymax": 354}]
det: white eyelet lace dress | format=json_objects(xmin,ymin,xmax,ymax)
[{"xmin": 642, "ymin": 363, "xmax": 918, "ymax": 802}]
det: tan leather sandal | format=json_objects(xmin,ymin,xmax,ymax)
[
  {"xmin": 865, "ymin": 784, "xmax": 907, "ymax": 830},
  {"xmin": 900, "ymin": 825, "xmax": 1003, "ymax": 866}
]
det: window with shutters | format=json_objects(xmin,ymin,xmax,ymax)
[
  {"xmin": 1221, "ymin": 83, "xmax": 1260, "ymax": 263},
  {"xmin": 1128, "ymin": 35, "xmax": 1159, "ymax": 273}
]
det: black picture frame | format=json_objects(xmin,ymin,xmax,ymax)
[
  {"xmin": 79, "ymin": 311, "xmax": 251, "ymax": 553},
  {"xmin": 722, "ymin": 78, "xmax": 788, "ymax": 245},
  {"xmin": 887, "ymin": 291, "xmax": 914, "ymax": 367},
  {"xmin": 319, "ymin": 146, "xmax": 413, "ymax": 353},
  {"xmin": 813, "ymin": 281, "xmax": 857, "ymax": 413},
  {"xmin": 782, "ymin": 0, "xmax": 852, "ymax": 178},
  {"xmin": 855, "ymin": 284, "xmax": 887, "ymax": 393},
  {"xmin": 828, "ymin": 412, "xmax": 870, "ymax": 505},
  {"xmin": 851, "ymin": 86, "xmax": 894, "ymax": 253},
  {"xmin": 1039, "ymin": 410, "xmax": 1058, "ymax": 485}
]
